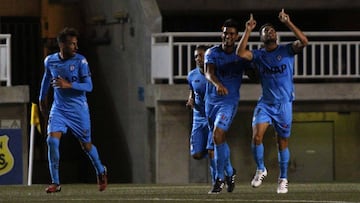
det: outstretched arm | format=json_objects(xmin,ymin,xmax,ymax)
[
  {"xmin": 279, "ymin": 9, "xmax": 309, "ymax": 52},
  {"xmin": 236, "ymin": 13, "xmax": 256, "ymax": 61}
]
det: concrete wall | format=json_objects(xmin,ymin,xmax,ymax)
[
  {"xmin": 82, "ymin": 0, "xmax": 162, "ymax": 183},
  {"xmin": 146, "ymin": 83, "xmax": 360, "ymax": 183},
  {"xmin": 0, "ymin": 86, "xmax": 29, "ymax": 184},
  {"xmin": 78, "ymin": 0, "xmax": 360, "ymax": 184},
  {"xmin": 3, "ymin": 0, "xmax": 360, "ymax": 185}
]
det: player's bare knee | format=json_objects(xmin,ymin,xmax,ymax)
[
  {"xmin": 80, "ymin": 142, "xmax": 92, "ymax": 152},
  {"xmin": 208, "ymin": 150, "xmax": 214, "ymax": 159},
  {"xmin": 252, "ymin": 135, "xmax": 263, "ymax": 145},
  {"xmin": 192, "ymin": 153, "xmax": 203, "ymax": 160},
  {"xmin": 213, "ymin": 131, "xmax": 226, "ymax": 144},
  {"xmin": 277, "ymin": 137, "xmax": 288, "ymax": 149}
]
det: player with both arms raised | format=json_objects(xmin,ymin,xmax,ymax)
[{"xmin": 236, "ymin": 9, "xmax": 308, "ymax": 193}]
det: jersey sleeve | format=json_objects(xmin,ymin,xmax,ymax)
[
  {"xmin": 204, "ymin": 48, "xmax": 215, "ymax": 64},
  {"xmin": 39, "ymin": 56, "xmax": 52, "ymax": 101},
  {"xmin": 71, "ymin": 57, "xmax": 93, "ymax": 92},
  {"xmin": 187, "ymin": 70, "xmax": 195, "ymax": 91}
]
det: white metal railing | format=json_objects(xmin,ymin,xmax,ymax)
[
  {"xmin": 151, "ymin": 31, "xmax": 360, "ymax": 84},
  {"xmin": 0, "ymin": 34, "xmax": 11, "ymax": 86}
]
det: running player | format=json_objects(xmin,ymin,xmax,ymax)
[
  {"xmin": 236, "ymin": 9, "xmax": 308, "ymax": 193},
  {"xmin": 39, "ymin": 27, "xmax": 108, "ymax": 193},
  {"xmin": 186, "ymin": 45, "xmax": 214, "ymax": 182},
  {"xmin": 205, "ymin": 18, "xmax": 250, "ymax": 194}
]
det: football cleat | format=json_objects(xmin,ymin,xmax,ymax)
[
  {"xmin": 45, "ymin": 184, "xmax": 61, "ymax": 193},
  {"xmin": 251, "ymin": 168, "xmax": 267, "ymax": 188},
  {"xmin": 225, "ymin": 168, "xmax": 236, "ymax": 192},
  {"xmin": 277, "ymin": 178, "xmax": 288, "ymax": 194},
  {"xmin": 208, "ymin": 178, "xmax": 225, "ymax": 194},
  {"xmin": 97, "ymin": 166, "xmax": 108, "ymax": 192}
]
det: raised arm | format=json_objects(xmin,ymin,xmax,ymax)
[
  {"xmin": 236, "ymin": 13, "xmax": 257, "ymax": 61},
  {"xmin": 278, "ymin": 9, "xmax": 309, "ymax": 52}
]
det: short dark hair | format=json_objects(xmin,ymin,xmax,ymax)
[
  {"xmin": 258, "ymin": 23, "xmax": 275, "ymax": 36},
  {"xmin": 195, "ymin": 45, "xmax": 210, "ymax": 52},
  {"xmin": 57, "ymin": 27, "xmax": 79, "ymax": 43},
  {"xmin": 222, "ymin": 18, "xmax": 239, "ymax": 32}
]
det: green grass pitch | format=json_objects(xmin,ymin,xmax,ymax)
[{"xmin": 1, "ymin": 183, "xmax": 360, "ymax": 202}]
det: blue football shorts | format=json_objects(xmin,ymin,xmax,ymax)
[
  {"xmin": 47, "ymin": 106, "xmax": 92, "ymax": 143},
  {"xmin": 190, "ymin": 118, "xmax": 210, "ymax": 155},
  {"xmin": 252, "ymin": 101, "xmax": 293, "ymax": 138},
  {"xmin": 206, "ymin": 102, "xmax": 238, "ymax": 133}
]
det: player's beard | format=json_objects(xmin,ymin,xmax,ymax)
[
  {"xmin": 61, "ymin": 51, "xmax": 76, "ymax": 60},
  {"xmin": 224, "ymin": 43, "xmax": 232, "ymax": 47},
  {"xmin": 263, "ymin": 38, "xmax": 277, "ymax": 45},
  {"xmin": 222, "ymin": 37, "xmax": 234, "ymax": 47}
]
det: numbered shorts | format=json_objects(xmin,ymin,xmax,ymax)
[{"xmin": 206, "ymin": 102, "xmax": 238, "ymax": 133}]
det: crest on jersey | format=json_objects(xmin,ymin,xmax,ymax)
[
  {"xmin": 70, "ymin": 65, "xmax": 75, "ymax": 71},
  {"xmin": 277, "ymin": 55, "xmax": 282, "ymax": 61}
]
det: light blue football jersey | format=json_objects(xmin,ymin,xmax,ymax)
[
  {"xmin": 252, "ymin": 43, "xmax": 296, "ymax": 104},
  {"xmin": 39, "ymin": 53, "xmax": 92, "ymax": 110},
  {"xmin": 204, "ymin": 45, "xmax": 248, "ymax": 105},
  {"xmin": 187, "ymin": 67, "xmax": 207, "ymax": 121}
]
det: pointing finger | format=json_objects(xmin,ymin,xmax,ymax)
[{"xmin": 250, "ymin": 13, "xmax": 253, "ymax": 20}]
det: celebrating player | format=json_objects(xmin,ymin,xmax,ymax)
[
  {"xmin": 205, "ymin": 18, "xmax": 251, "ymax": 194},
  {"xmin": 186, "ymin": 45, "xmax": 215, "ymax": 182},
  {"xmin": 236, "ymin": 9, "xmax": 308, "ymax": 193}
]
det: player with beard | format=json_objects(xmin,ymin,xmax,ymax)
[
  {"xmin": 39, "ymin": 27, "xmax": 108, "ymax": 193},
  {"xmin": 236, "ymin": 9, "xmax": 308, "ymax": 193}
]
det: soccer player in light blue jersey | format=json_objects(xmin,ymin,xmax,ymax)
[
  {"xmin": 205, "ymin": 19, "xmax": 250, "ymax": 194},
  {"xmin": 39, "ymin": 27, "xmax": 108, "ymax": 193},
  {"xmin": 186, "ymin": 45, "xmax": 209, "ymax": 160},
  {"xmin": 237, "ymin": 9, "xmax": 308, "ymax": 194},
  {"xmin": 187, "ymin": 45, "xmax": 219, "ymax": 187}
]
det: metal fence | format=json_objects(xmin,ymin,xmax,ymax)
[{"xmin": 151, "ymin": 31, "xmax": 360, "ymax": 84}]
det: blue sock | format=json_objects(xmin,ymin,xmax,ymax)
[
  {"xmin": 251, "ymin": 143, "xmax": 265, "ymax": 171},
  {"xmin": 278, "ymin": 147, "xmax": 290, "ymax": 179},
  {"xmin": 214, "ymin": 143, "xmax": 226, "ymax": 180},
  {"xmin": 224, "ymin": 143, "xmax": 234, "ymax": 176},
  {"xmin": 47, "ymin": 136, "xmax": 60, "ymax": 185},
  {"xmin": 209, "ymin": 158, "xmax": 216, "ymax": 184},
  {"xmin": 85, "ymin": 145, "xmax": 104, "ymax": 175}
]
